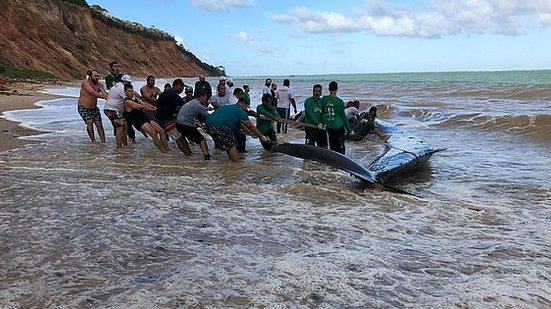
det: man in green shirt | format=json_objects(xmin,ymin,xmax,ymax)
[
  {"xmin": 105, "ymin": 61, "xmax": 123, "ymax": 90},
  {"xmin": 256, "ymin": 93, "xmax": 282, "ymax": 150},
  {"xmin": 242, "ymin": 85, "xmax": 251, "ymax": 105},
  {"xmin": 321, "ymin": 81, "xmax": 353, "ymax": 154},
  {"xmin": 205, "ymin": 98, "xmax": 269, "ymax": 161},
  {"xmin": 303, "ymin": 84, "xmax": 327, "ymax": 148},
  {"xmin": 347, "ymin": 107, "xmax": 388, "ymax": 142}
]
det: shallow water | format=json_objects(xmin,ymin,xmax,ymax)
[{"xmin": 1, "ymin": 72, "xmax": 550, "ymax": 307}]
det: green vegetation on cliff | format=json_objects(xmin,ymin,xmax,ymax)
[
  {"xmin": 60, "ymin": 0, "xmax": 89, "ymax": 7},
  {"xmin": 90, "ymin": 5, "xmax": 174, "ymax": 41},
  {"xmin": 87, "ymin": 3, "xmax": 223, "ymax": 75},
  {"xmin": 0, "ymin": 66, "xmax": 57, "ymax": 81}
]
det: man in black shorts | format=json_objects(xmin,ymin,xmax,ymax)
[{"xmin": 176, "ymin": 90, "xmax": 212, "ymax": 160}]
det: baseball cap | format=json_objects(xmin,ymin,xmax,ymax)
[
  {"xmin": 120, "ymin": 75, "xmax": 132, "ymax": 82},
  {"xmin": 185, "ymin": 86, "xmax": 193, "ymax": 93}
]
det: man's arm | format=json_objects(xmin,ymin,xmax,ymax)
[
  {"xmin": 241, "ymin": 120, "xmax": 268, "ymax": 141},
  {"xmin": 373, "ymin": 127, "xmax": 389, "ymax": 142},
  {"xmin": 290, "ymin": 97, "xmax": 297, "ymax": 114},
  {"xmin": 98, "ymin": 83, "xmax": 108, "ymax": 96},
  {"xmin": 142, "ymin": 101, "xmax": 157, "ymax": 112},
  {"xmin": 209, "ymin": 98, "xmax": 220, "ymax": 109},
  {"xmin": 83, "ymin": 82, "xmax": 108, "ymax": 99},
  {"xmin": 124, "ymin": 98, "xmax": 146, "ymax": 110}
]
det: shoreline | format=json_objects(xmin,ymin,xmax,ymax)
[{"xmin": 0, "ymin": 80, "xmax": 76, "ymax": 152}]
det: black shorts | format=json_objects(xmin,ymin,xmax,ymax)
[
  {"xmin": 305, "ymin": 127, "xmax": 328, "ymax": 148},
  {"xmin": 144, "ymin": 111, "xmax": 157, "ymax": 122},
  {"xmin": 327, "ymin": 127, "xmax": 346, "ymax": 155},
  {"xmin": 176, "ymin": 123, "xmax": 205, "ymax": 144},
  {"xmin": 124, "ymin": 110, "xmax": 148, "ymax": 130}
]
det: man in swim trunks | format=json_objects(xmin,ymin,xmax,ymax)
[
  {"xmin": 140, "ymin": 75, "xmax": 161, "ymax": 122},
  {"xmin": 176, "ymin": 90, "xmax": 212, "ymax": 160},
  {"xmin": 123, "ymin": 84, "xmax": 169, "ymax": 152},
  {"xmin": 77, "ymin": 69, "xmax": 108, "ymax": 143},
  {"xmin": 156, "ymin": 78, "xmax": 192, "ymax": 156},
  {"xmin": 206, "ymin": 98, "xmax": 269, "ymax": 161}
]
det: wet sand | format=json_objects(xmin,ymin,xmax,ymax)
[{"xmin": 0, "ymin": 81, "xmax": 71, "ymax": 152}]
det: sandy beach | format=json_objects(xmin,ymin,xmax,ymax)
[{"xmin": 0, "ymin": 79, "xmax": 72, "ymax": 152}]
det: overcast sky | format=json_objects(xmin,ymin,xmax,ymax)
[{"xmin": 89, "ymin": 0, "xmax": 551, "ymax": 76}]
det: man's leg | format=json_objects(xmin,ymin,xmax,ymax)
[
  {"xmin": 175, "ymin": 136, "xmax": 192, "ymax": 156},
  {"xmin": 227, "ymin": 146, "xmax": 239, "ymax": 162},
  {"xmin": 276, "ymin": 108, "xmax": 286, "ymax": 133},
  {"xmin": 283, "ymin": 108, "xmax": 289, "ymax": 134},
  {"xmin": 127, "ymin": 122, "xmax": 136, "ymax": 143},
  {"xmin": 151, "ymin": 121, "xmax": 170, "ymax": 151},
  {"xmin": 199, "ymin": 139, "xmax": 211, "ymax": 159},
  {"xmin": 115, "ymin": 125, "xmax": 126, "ymax": 148},
  {"xmin": 85, "ymin": 120, "xmax": 96, "ymax": 143},
  {"xmin": 95, "ymin": 121, "xmax": 106, "ymax": 143},
  {"xmin": 235, "ymin": 131, "xmax": 246, "ymax": 153},
  {"xmin": 305, "ymin": 127, "xmax": 314, "ymax": 145},
  {"xmin": 141, "ymin": 123, "xmax": 166, "ymax": 152},
  {"xmin": 316, "ymin": 130, "xmax": 328, "ymax": 148}
]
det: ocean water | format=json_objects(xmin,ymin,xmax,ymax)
[{"xmin": 1, "ymin": 71, "xmax": 550, "ymax": 308}]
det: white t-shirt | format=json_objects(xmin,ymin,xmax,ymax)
[
  {"xmin": 345, "ymin": 106, "xmax": 360, "ymax": 120},
  {"xmin": 276, "ymin": 86, "xmax": 294, "ymax": 109},
  {"xmin": 262, "ymin": 85, "xmax": 271, "ymax": 95},
  {"xmin": 228, "ymin": 95, "xmax": 239, "ymax": 105},
  {"xmin": 104, "ymin": 82, "xmax": 126, "ymax": 116},
  {"xmin": 209, "ymin": 94, "xmax": 231, "ymax": 108}
]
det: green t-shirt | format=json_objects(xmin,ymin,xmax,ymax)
[
  {"xmin": 348, "ymin": 118, "xmax": 376, "ymax": 141},
  {"xmin": 206, "ymin": 104, "xmax": 249, "ymax": 131},
  {"xmin": 256, "ymin": 104, "xmax": 279, "ymax": 134},
  {"xmin": 303, "ymin": 96, "xmax": 324, "ymax": 126},
  {"xmin": 321, "ymin": 95, "xmax": 351, "ymax": 131},
  {"xmin": 243, "ymin": 91, "xmax": 251, "ymax": 105},
  {"xmin": 105, "ymin": 73, "xmax": 122, "ymax": 90}
]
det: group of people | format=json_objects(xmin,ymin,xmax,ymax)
[
  {"xmin": 302, "ymin": 82, "xmax": 388, "ymax": 155},
  {"xmin": 77, "ymin": 62, "xmax": 387, "ymax": 162}
]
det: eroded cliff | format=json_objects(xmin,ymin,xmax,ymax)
[{"xmin": 0, "ymin": 0, "xmax": 223, "ymax": 80}]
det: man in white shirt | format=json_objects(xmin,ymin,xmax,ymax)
[
  {"xmin": 104, "ymin": 74, "xmax": 133, "ymax": 147},
  {"xmin": 345, "ymin": 100, "xmax": 361, "ymax": 125},
  {"xmin": 209, "ymin": 83, "xmax": 231, "ymax": 109},
  {"xmin": 262, "ymin": 78, "xmax": 272, "ymax": 95},
  {"xmin": 276, "ymin": 79, "xmax": 297, "ymax": 134}
]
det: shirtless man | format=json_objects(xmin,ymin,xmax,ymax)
[
  {"xmin": 140, "ymin": 75, "xmax": 161, "ymax": 121},
  {"xmin": 77, "ymin": 69, "xmax": 108, "ymax": 143}
]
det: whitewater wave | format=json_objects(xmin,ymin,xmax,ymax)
[{"xmin": 394, "ymin": 106, "xmax": 551, "ymax": 141}]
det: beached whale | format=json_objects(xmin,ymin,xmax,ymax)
[{"xmin": 271, "ymin": 119, "xmax": 444, "ymax": 184}]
